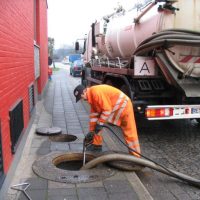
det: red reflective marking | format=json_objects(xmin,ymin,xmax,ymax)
[
  {"xmin": 194, "ymin": 58, "xmax": 200, "ymax": 63},
  {"xmin": 185, "ymin": 108, "xmax": 190, "ymax": 114},
  {"xmin": 180, "ymin": 55, "xmax": 193, "ymax": 63}
]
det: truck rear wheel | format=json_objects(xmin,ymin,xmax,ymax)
[
  {"xmin": 196, "ymin": 119, "xmax": 200, "ymax": 123},
  {"xmin": 120, "ymin": 84, "xmax": 129, "ymax": 97},
  {"xmin": 105, "ymin": 79, "xmax": 113, "ymax": 86}
]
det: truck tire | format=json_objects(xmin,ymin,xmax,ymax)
[
  {"xmin": 105, "ymin": 79, "xmax": 113, "ymax": 86},
  {"xmin": 120, "ymin": 84, "xmax": 129, "ymax": 96},
  {"xmin": 196, "ymin": 119, "xmax": 200, "ymax": 123}
]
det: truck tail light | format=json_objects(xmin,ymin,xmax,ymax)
[{"xmin": 145, "ymin": 108, "xmax": 173, "ymax": 118}]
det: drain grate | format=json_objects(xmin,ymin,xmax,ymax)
[
  {"xmin": 49, "ymin": 134, "xmax": 77, "ymax": 142},
  {"xmin": 32, "ymin": 152, "xmax": 115, "ymax": 183}
]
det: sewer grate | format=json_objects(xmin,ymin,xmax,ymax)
[
  {"xmin": 49, "ymin": 134, "xmax": 77, "ymax": 142},
  {"xmin": 32, "ymin": 152, "xmax": 115, "ymax": 183},
  {"xmin": 36, "ymin": 127, "xmax": 62, "ymax": 136}
]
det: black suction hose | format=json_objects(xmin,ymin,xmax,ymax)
[
  {"xmin": 82, "ymin": 124, "xmax": 200, "ymax": 188},
  {"xmin": 101, "ymin": 124, "xmax": 186, "ymax": 175}
]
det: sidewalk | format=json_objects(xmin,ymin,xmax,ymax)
[{"xmin": 1, "ymin": 68, "xmax": 153, "ymax": 200}]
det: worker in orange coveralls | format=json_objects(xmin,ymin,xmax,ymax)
[
  {"xmin": 48, "ymin": 67, "xmax": 52, "ymax": 80},
  {"xmin": 48, "ymin": 56, "xmax": 53, "ymax": 80},
  {"xmin": 73, "ymin": 84, "xmax": 141, "ymax": 157}
]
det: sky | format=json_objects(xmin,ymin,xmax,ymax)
[{"xmin": 47, "ymin": 0, "xmax": 139, "ymax": 49}]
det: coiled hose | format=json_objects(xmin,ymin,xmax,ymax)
[
  {"xmin": 134, "ymin": 29, "xmax": 200, "ymax": 56},
  {"xmin": 81, "ymin": 124, "xmax": 200, "ymax": 188}
]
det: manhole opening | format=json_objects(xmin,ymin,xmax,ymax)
[
  {"xmin": 49, "ymin": 134, "xmax": 77, "ymax": 142},
  {"xmin": 53, "ymin": 153, "xmax": 95, "ymax": 171},
  {"xmin": 33, "ymin": 152, "xmax": 116, "ymax": 183},
  {"xmin": 56, "ymin": 160, "xmax": 86, "ymax": 171}
]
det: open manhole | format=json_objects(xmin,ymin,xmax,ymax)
[
  {"xmin": 49, "ymin": 134, "xmax": 77, "ymax": 142},
  {"xmin": 32, "ymin": 152, "xmax": 115, "ymax": 183},
  {"xmin": 36, "ymin": 127, "xmax": 62, "ymax": 136}
]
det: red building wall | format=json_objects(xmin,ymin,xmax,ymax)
[
  {"xmin": 0, "ymin": 0, "xmax": 48, "ymax": 173},
  {"xmin": 37, "ymin": 0, "xmax": 48, "ymax": 94}
]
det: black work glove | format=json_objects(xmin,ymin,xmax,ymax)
[
  {"xmin": 85, "ymin": 131, "xmax": 94, "ymax": 144},
  {"xmin": 94, "ymin": 124, "xmax": 103, "ymax": 134}
]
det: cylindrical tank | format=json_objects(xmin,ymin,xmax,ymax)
[{"xmin": 95, "ymin": 0, "xmax": 200, "ymax": 76}]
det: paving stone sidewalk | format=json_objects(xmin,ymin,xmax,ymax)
[{"xmin": 2, "ymin": 68, "xmax": 153, "ymax": 200}]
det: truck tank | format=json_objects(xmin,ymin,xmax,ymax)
[{"xmin": 94, "ymin": 0, "xmax": 200, "ymax": 77}]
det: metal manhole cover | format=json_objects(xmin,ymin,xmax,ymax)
[
  {"xmin": 36, "ymin": 127, "xmax": 62, "ymax": 136},
  {"xmin": 32, "ymin": 152, "xmax": 115, "ymax": 183},
  {"xmin": 49, "ymin": 134, "xmax": 77, "ymax": 142}
]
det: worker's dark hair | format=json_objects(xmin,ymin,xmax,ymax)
[{"xmin": 73, "ymin": 84, "xmax": 85, "ymax": 103}]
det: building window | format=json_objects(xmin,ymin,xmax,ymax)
[
  {"xmin": 9, "ymin": 100, "xmax": 24, "ymax": 154},
  {"xmin": 0, "ymin": 120, "xmax": 5, "ymax": 188}
]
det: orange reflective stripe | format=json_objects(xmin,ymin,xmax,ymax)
[
  {"xmin": 108, "ymin": 93, "xmax": 125, "ymax": 123},
  {"xmin": 100, "ymin": 111, "xmax": 111, "ymax": 121},
  {"xmin": 102, "ymin": 111, "xmax": 111, "ymax": 115},
  {"xmin": 90, "ymin": 118, "xmax": 98, "ymax": 122},
  {"xmin": 129, "ymin": 150, "xmax": 141, "ymax": 157},
  {"xmin": 127, "ymin": 140, "xmax": 140, "ymax": 147},
  {"xmin": 90, "ymin": 112, "xmax": 99, "ymax": 117},
  {"xmin": 127, "ymin": 141, "xmax": 141, "ymax": 157},
  {"xmin": 113, "ymin": 97, "xmax": 128, "ymax": 125},
  {"xmin": 98, "ymin": 121, "xmax": 104, "ymax": 126},
  {"xmin": 100, "ymin": 115, "xmax": 108, "ymax": 121}
]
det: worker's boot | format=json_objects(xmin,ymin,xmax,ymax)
[{"xmin": 86, "ymin": 144, "xmax": 102, "ymax": 152}]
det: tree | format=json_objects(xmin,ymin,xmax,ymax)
[{"xmin": 48, "ymin": 37, "xmax": 54, "ymax": 58}]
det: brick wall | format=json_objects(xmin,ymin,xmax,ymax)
[
  {"xmin": 0, "ymin": 0, "xmax": 48, "ymax": 173},
  {"xmin": 37, "ymin": 0, "xmax": 48, "ymax": 94}
]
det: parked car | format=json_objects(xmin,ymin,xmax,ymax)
[
  {"xmin": 70, "ymin": 60, "xmax": 84, "ymax": 77},
  {"xmin": 69, "ymin": 54, "xmax": 81, "ymax": 63}
]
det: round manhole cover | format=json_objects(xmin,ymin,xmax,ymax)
[
  {"xmin": 36, "ymin": 127, "xmax": 49, "ymax": 135},
  {"xmin": 49, "ymin": 127, "xmax": 62, "ymax": 135},
  {"xmin": 36, "ymin": 127, "xmax": 62, "ymax": 136},
  {"xmin": 32, "ymin": 152, "xmax": 115, "ymax": 183},
  {"xmin": 49, "ymin": 134, "xmax": 77, "ymax": 142}
]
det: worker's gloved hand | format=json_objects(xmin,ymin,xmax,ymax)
[
  {"xmin": 85, "ymin": 131, "xmax": 94, "ymax": 144},
  {"xmin": 94, "ymin": 124, "xmax": 103, "ymax": 134}
]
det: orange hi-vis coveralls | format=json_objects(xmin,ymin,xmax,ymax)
[{"xmin": 87, "ymin": 84, "xmax": 141, "ymax": 157}]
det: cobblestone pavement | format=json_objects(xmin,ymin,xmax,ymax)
[
  {"xmin": 135, "ymin": 116, "xmax": 200, "ymax": 200},
  {"xmin": 3, "ymin": 64, "xmax": 152, "ymax": 200},
  {"xmin": 105, "ymin": 96, "xmax": 200, "ymax": 198}
]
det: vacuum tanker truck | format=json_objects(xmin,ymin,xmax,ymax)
[{"xmin": 76, "ymin": 0, "xmax": 200, "ymax": 121}]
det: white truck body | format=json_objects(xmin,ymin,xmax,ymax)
[{"xmin": 79, "ymin": 0, "xmax": 200, "ymax": 120}]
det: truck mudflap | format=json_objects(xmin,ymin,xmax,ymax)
[{"xmin": 145, "ymin": 105, "xmax": 200, "ymax": 120}]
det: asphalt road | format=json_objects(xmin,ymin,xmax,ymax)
[{"xmin": 57, "ymin": 62, "xmax": 200, "ymax": 200}]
